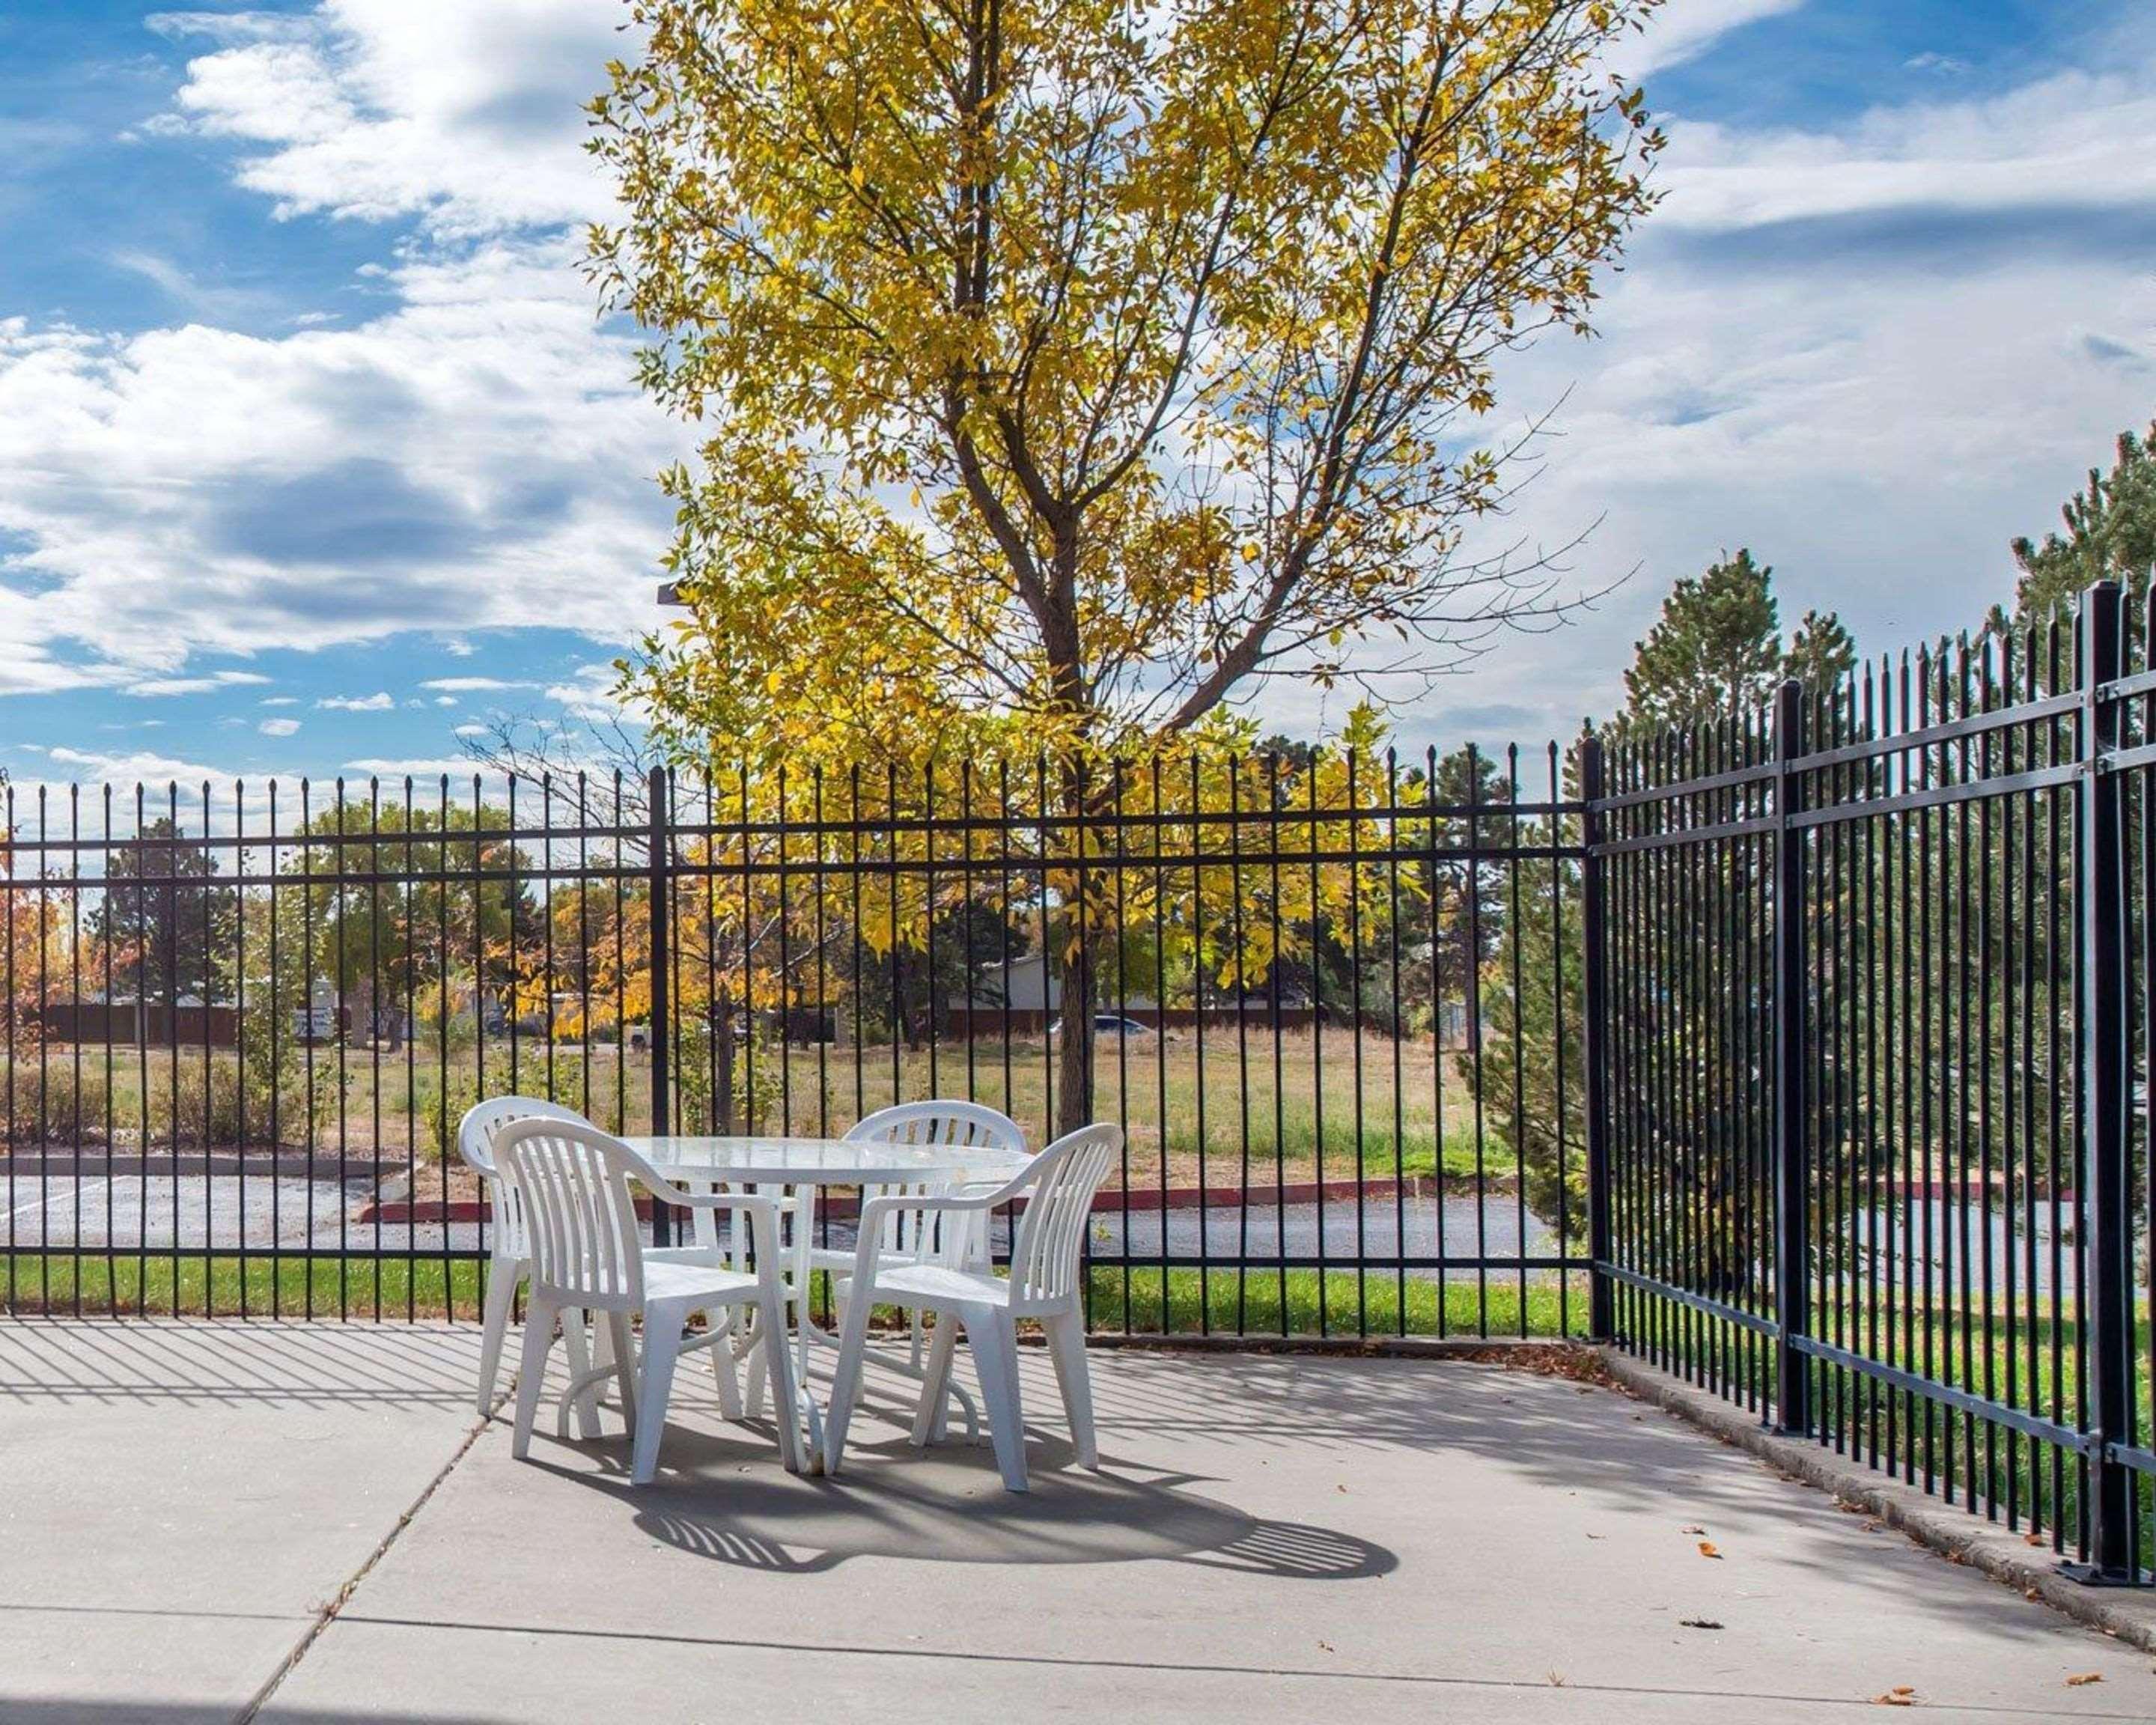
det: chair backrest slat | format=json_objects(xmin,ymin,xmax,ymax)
[
  {"xmin": 1009, "ymin": 1124, "xmax": 1119, "ymax": 1307},
  {"xmin": 495, "ymin": 1119, "xmax": 648, "ymax": 1310}
]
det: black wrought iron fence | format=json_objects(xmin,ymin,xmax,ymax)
[
  {"xmin": 0, "ymin": 743, "xmax": 1592, "ymax": 1341},
  {"xmin": 1597, "ymin": 579, "xmax": 2155, "ymax": 1586}
]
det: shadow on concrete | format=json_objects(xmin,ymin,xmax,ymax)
[
  {"xmin": 0, "ymin": 1706, "xmax": 508, "ymax": 1725},
  {"xmin": 1082, "ymin": 1350, "xmax": 2125, "ymax": 1655},
  {"xmin": 0, "ymin": 1317, "xmax": 481, "ymax": 1408},
  {"xmin": 515, "ymin": 1397, "xmax": 1396, "ymax": 1579}
]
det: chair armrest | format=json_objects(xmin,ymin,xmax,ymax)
[
  {"xmin": 638, "ymin": 1176, "xmax": 785, "ymax": 1223},
  {"xmin": 857, "ymin": 1183, "xmax": 1018, "ymax": 1229}
]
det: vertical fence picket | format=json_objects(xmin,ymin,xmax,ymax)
[
  {"xmin": 1772, "ymin": 679, "xmax": 1812, "ymax": 1435},
  {"xmin": 2068, "ymin": 580, "xmax": 2137, "ymax": 1583}
]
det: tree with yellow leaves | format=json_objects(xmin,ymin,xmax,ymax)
[{"xmin": 593, "ymin": 0, "xmax": 1664, "ymax": 1130}]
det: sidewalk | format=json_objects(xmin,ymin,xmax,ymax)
[{"xmin": 0, "ymin": 1322, "xmax": 2149, "ymax": 1721}]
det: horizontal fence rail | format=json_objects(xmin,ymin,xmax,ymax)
[{"xmin": 0, "ymin": 744, "xmax": 1594, "ymax": 1345}]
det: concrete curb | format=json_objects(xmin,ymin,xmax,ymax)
[
  {"xmin": 1593, "ymin": 1345, "xmax": 2156, "ymax": 1655},
  {"xmin": 356, "ymin": 1172, "xmax": 1459, "ymax": 1226}
]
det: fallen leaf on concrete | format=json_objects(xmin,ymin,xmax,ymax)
[
  {"xmin": 1682, "ymin": 1524, "xmax": 1707, "ymax": 1534},
  {"xmin": 2024, "ymin": 1533, "xmax": 2044, "ymax": 1547},
  {"xmin": 2066, "ymin": 1673, "xmax": 2103, "ymax": 1686},
  {"xmin": 1697, "ymin": 1541, "xmax": 1723, "ymax": 1560},
  {"xmin": 1870, "ymin": 1687, "xmax": 1916, "ymax": 1707},
  {"xmin": 1678, "ymin": 1618, "xmax": 1723, "ymax": 1630}
]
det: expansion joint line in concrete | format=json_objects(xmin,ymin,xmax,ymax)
[{"xmin": 234, "ymin": 1394, "xmax": 505, "ymax": 1723}]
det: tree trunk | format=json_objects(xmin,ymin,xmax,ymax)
[
  {"xmin": 1047, "ymin": 735, "xmax": 1107, "ymax": 1141},
  {"xmin": 711, "ymin": 985, "xmax": 737, "ymax": 1135},
  {"xmin": 1053, "ymin": 938, "xmax": 1095, "ymax": 1141}
]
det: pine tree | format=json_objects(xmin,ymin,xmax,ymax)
[
  {"xmin": 1621, "ymin": 549, "xmax": 1855, "ymax": 732},
  {"xmin": 2009, "ymin": 422, "xmax": 2156, "ymax": 623},
  {"xmin": 1478, "ymin": 552, "xmax": 1854, "ymax": 1240}
]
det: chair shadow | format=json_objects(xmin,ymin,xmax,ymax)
[{"xmin": 530, "ymin": 1416, "xmax": 1395, "ymax": 1582}]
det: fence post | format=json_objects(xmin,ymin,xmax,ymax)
[
  {"xmin": 647, "ymin": 762, "xmax": 672, "ymax": 1249},
  {"xmin": 1770, "ymin": 678, "xmax": 1811, "ymax": 1435},
  {"xmin": 1579, "ymin": 734, "xmax": 1615, "ymax": 1342},
  {"xmin": 2068, "ymin": 579, "xmax": 2137, "ymax": 1584}
]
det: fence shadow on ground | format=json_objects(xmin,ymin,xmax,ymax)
[
  {"xmin": 0, "ymin": 1315, "xmax": 483, "ymax": 1408},
  {"xmin": 1088, "ymin": 1350, "xmax": 2115, "ymax": 1655}
]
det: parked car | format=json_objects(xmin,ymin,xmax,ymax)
[{"xmin": 1047, "ymin": 1012, "xmax": 1157, "ymax": 1041}]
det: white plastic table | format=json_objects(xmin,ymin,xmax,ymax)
[
  {"xmin": 621, "ymin": 1135, "xmax": 977, "ymax": 1468},
  {"xmin": 624, "ymin": 1134, "xmax": 972, "ymax": 1191}
]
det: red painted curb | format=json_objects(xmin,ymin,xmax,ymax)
[{"xmin": 356, "ymin": 1172, "xmax": 1444, "ymax": 1226}]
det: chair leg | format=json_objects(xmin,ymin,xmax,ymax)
[
  {"xmin": 708, "ymin": 1310, "xmax": 746, "ymax": 1420},
  {"xmin": 1043, "ymin": 1310, "xmax": 1097, "ymax": 1468},
  {"xmin": 960, "ymin": 1305, "xmax": 1028, "ymax": 1493},
  {"xmin": 758, "ymin": 1292, "xmax": 806, "ymax": 1475},
  {"xmin": 909, "ymin": 1312, "xmax": 958, "ymax": 1448},
  {"xmin": 475, "ymin": 1254, "xmax": 520, "ymax": 1415},
  {"xmin": 559, "ymin": 1309, "xmax": 602, "ymax": 1440},
  {"xmin": 823, "ymin": 1282, "xmax": 877, "ymax": 1477},
  {"xmin": 628, "ymin": 1303, "xmax": 683, "ymax": 1485},
  {"xmin": 743, "ymin": 1321, "xmax": 770, "ymax": 1420},
  {"xmin": 606, "ymin": 1309, "xmax": 639, "ymax": 1435},
  {"xmin": 511, "ymin": 1296, "xmax": 555, "ymax": 1461}
]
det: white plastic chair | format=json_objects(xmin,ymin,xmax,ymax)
[
  {"xmin": 816, "ymin": 1100, "xmax": 1028, "ymax": 1312},
  {"xmin": 823, "ymin": 1122, "xmax": 1120, "ymax": 1492},
  {"xmin": 460, "ymin": 1096, "xmax": 751, "ymax": 1429},
  {"xmin": 456, "ymin": 1096, "xmax": 591, "ymax": 1417},
  {"xmin": 495, "ymin": 1117, "xmax": 804, "ymax": 1485}
]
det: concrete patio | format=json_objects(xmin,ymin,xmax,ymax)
[{"xmin": 1, "ymin": 1322, "xmax": 2149, "ymax": 1723}]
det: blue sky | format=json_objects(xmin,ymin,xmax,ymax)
[{"xmin": 0, "ymin": 0, "xmax": 2151, "ymax": 790}]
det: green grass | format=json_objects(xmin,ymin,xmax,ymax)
[
  {"xmin": 0, "ymin": 1250, "xmax": 1588, "ymax": 1341},
  {"xmin": 1082, "ymin": 1265, "xmax": 1590, "ymax": 1338},
  {"xmin": 761, "ymin": 1027, "xmax": 1492, "ymax": 1185},
  {"xmin": 1616, "ymin": 1289, "xmax": 2156, "ymax": 1553},
  {"xmin": 0, "ymin": 1251, "xmax": 486, "ymax": 1321},
  {"xmin": 3, "ymin": 1025, "xmax": 1500, "ymax": 1191}
]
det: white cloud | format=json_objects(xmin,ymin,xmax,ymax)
[
  {"xmin": 7, "ymin": 0, "xmax": 2149, "ymax": 773},
  {"xmin": 421, "ymin": 675, "xmax": 532, "ymax": 693},
  {"xmin": 343, "ymin": 755, "xmax": 493, "ymax": 780},
  {"xmin": 1420, "ymin": 32, "xmax": 2156, "ymax": 747},
  {"xmin": 44, "ymin": 743, "xmax": 243, "ymax": 788},
  {"xmin": 153, "ymin": 1, "xmax": 624, "ymax": 237},
  {"xmin": 433, "ymin": 695, "xmax": 458, "ymax": 707},
  {"xmin": 258, "ymin": 716, "xmax": 301, "ymax": 736},
  {"xmin": 0, "ymin": 243, "xmax": 680, "ymax": 681},
  {"xmin": 1654, "ymin": 64, "xmax": 2156, "ymax": 233},
  {"xmin": 317, "ymin": 690, "xmax": 395, "ymax": 711},
  {"xmin": 127, "ymin": 670, "xmax": 272, "ymax": 697},
  {"xmin": 259, "ymin": 695, "xmax": 299, "ymax": 706},
  {"xmin": 0, "ymin": 3, "xmax": 682, "ymax": 694},
  {"xmin": 1610, "ymin": 0, "xmax": 1805, "ymax": 80},
  {"xmin": 545, "ymin": 661, "xmax": 642, "ymax": 725}
]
